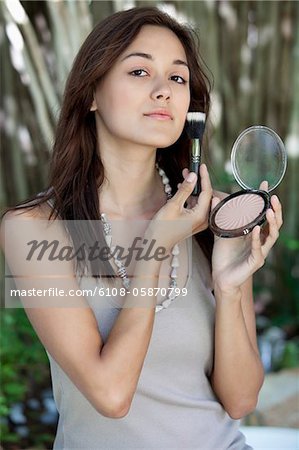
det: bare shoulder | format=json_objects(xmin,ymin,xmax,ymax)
[
  {"xmin": 0, "ymin": 202, "xmax": 57, "ymax": 248},
  {"xmin": 2, "ymin": 201, "xmax": 52, "ymax": 221},
  {"xmin": 1, "ymin": 200, "xmax": 74, "ymax": 282},
  {"xmin": 1, "ymin": 203, "xmax": 49, "ymax": 244}
]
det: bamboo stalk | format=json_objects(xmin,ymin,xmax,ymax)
[
  {"xmin": 90, "ymin": 0, "xmax": 115, "ymax": 24},
  {"xmin": 278, "ymin": 1, "xmax": 294, "ymax": 137},
  {"xmin": 3, "ymin": 0, "xmax": 59, "ymax": 124},
  {"xmin": 284, "ymin": 1, "xmax": 299, "ymax": 239},
  {"xmin": 20, "ymin": 96, "xmax": 49, "ymax": 187},
  {"xmin": 265, "ymin": 0, "xmax": 280, "ymax": 129},
  {"xmin": 252, "ymin": 1, "xmax": 269, "ymax": 125},
  {"xmin": 135, "ymin": 0, "xmax": 158, "ymax": 7},
  {"xmin": 217, "ymin": 1, "xmax": 240, "ymax": 157},
  {"xmin": 3, "ymin": 87, "xmax": 29, "ymax": 202},
  {"xmin": 46, "ymin": 1, "xmax": 75, "ymax": 95},
  {"xmin": 21, "ymin": 44, "xmax": 54, "ymax": 148},
  {"xmin": 66, "ymin": 0, "xmax": 92, "ymax": 55},
  {"xmin": 77, "ymin": 0, "xmax": 93, "ymax": 32},
  {"xmin": 237, "ymin": 0, "xmax": 253, "ymax": 130}
]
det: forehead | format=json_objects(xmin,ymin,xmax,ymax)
[{"xmin": 121, "ymin": 25, "xmax": 187, "ymax": 59}]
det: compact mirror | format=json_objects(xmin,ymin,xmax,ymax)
[
  {"xmin": 209, "ymin": 126, "xmax": 287, "ymax": 238},
  {"xmin": 232, "ymin": 126, "xmax": 287, "ymax": 191}
]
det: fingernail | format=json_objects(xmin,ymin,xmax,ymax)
[{"xmin": 186, "ymin": 172, "xmax": 196, "ymax": 183}]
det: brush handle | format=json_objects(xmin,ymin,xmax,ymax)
[
  {"xmin": 190, "ymin": 160, "xmax": 201, "ymax": 195},
  {"xmin": 190, "ymin": 139, "xmax": 201, "ymax": 196}
]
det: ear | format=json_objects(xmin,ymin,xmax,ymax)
[{"xmin": 90, "ymin": 98, "xmax": 97, "ymax": 112}]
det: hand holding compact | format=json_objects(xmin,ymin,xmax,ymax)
[{"xmin": 211, "ymin": 191, "xmax": 283, "ymax": 295}]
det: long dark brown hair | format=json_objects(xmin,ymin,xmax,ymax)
[{"xmin": 10, "ymin": 6, "xmax": 214, "ymax": 279}]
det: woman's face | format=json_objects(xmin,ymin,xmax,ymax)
[{"xmin": 91, "ymin": 25, "xmax": 191, "ymax": 149}]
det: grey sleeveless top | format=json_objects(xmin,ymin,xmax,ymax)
[{"xmin": 47, "ymin": 237, "xmax": 252, "ymax": 449}]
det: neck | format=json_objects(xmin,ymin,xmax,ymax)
[{"xmin": 99, "ymin": 148, "xmax": 166, "ymax": 220}]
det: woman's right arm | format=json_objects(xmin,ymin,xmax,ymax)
[
  {"xmin": 1, "ymin": 209, "xmax": 162, "ymax": 418},
  {"xmin": 1, "ymin": 165, "xmax": 212, "ymax": 418}
]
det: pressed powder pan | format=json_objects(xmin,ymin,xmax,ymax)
[{"xmin": 209, "ymin": 126, "xmax": 287, "ymax": 238}]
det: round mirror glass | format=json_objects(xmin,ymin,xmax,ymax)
[{"xmin": 231, "ymin": 126, "xmax": 287, "ymax": 191}]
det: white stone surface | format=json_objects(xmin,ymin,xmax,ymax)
[{"xmin": 240, "ymin": 426, "xmax": 298, "ymax": 450}]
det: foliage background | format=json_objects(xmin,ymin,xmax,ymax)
[{"xmin": 0, "ymin": 0, "xmax": 298, "ymax": 448}]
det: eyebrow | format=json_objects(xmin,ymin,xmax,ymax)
[{"xmin": 121, "ymin": 52, "xmax": 189, "ymax": 69}]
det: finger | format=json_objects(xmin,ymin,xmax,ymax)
[
  {"xmin": 182, "ymin": 168, "xmax": 189, "ymax": 179},
  {"xmin": 249, "ymin": 226, "xmax": 265, "ymax": 270},
  {"xmin": 259, "ymin": 180, "xmax": 269, "ymax": 191},
  {"xmin": 199, "ymin": 164, "xmax": 212, "ymax": 194},
  {"xmin": 177, "ymin": 181, "xmax": 197, "ymax": 209},
  {"xmin": 270, "ymin": 195, "xmax": 283, "ymax": 229},
  {"xmin": 261, "ymin": 208, "xmax": 279, "ymax": 257},
  {"xmin": 196, "ymin": 164, "xmax": 213, "ymax": 209},
  {"xmin": 171, "ymin": 172, "xmax": 197, "ymax": 208}
]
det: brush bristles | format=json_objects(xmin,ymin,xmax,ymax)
[
  {"xmin": 187, "ymin": 112, "xmax": 206, "ymax": 123},
  {"xmin": 186, "ymin": 112, "xmax": 206, "ymax": 139}
]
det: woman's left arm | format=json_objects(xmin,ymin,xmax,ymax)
[{"xmin": 210, "ymin": 194, "xmax": 283, "ymax": 419}]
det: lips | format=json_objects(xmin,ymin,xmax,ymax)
[{"xmin": 144, "ymin": 109, "xmax": 173, "ymax": 120}]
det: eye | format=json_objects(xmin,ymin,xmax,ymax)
[
  {"xmin": 170, "ymin": 75, "xmax": 187, "ymax": 84},
  {"xmin": 129, "ymin": 69, "xmax": 148, "ymax": 77}
]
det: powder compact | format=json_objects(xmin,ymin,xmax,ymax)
[{"xmin": 209, "ymin": 126, "xmax": 287, "ymax": 238}]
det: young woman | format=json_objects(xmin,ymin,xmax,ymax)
[{"xmin": 2, "ymin": 6, "xmax": 283, "ymax": 449}]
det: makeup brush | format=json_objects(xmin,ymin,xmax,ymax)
[{"xmin": 186, "ymin": 112, "xmax": 206, "ymax": 196}]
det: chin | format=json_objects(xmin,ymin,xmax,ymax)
[
  {"xmin": 143, "ymin": 133, "xmax": 181, "ymax": 149},
  {"xmin": 157, "ymin": 137, "xmax": 181, "ymax": 149},
  {"xmin": 155, "ymin": 141, "xmax": 176, "ymax": 149}
]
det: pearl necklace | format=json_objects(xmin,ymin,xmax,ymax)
[{"xmin": 100, "ymin": 164, "xmax": 180, "ymax": 313}]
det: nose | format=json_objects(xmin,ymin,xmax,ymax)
[{"xmin": 150, "ymin": 79, "xmax": 171, "ymax": 101}]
